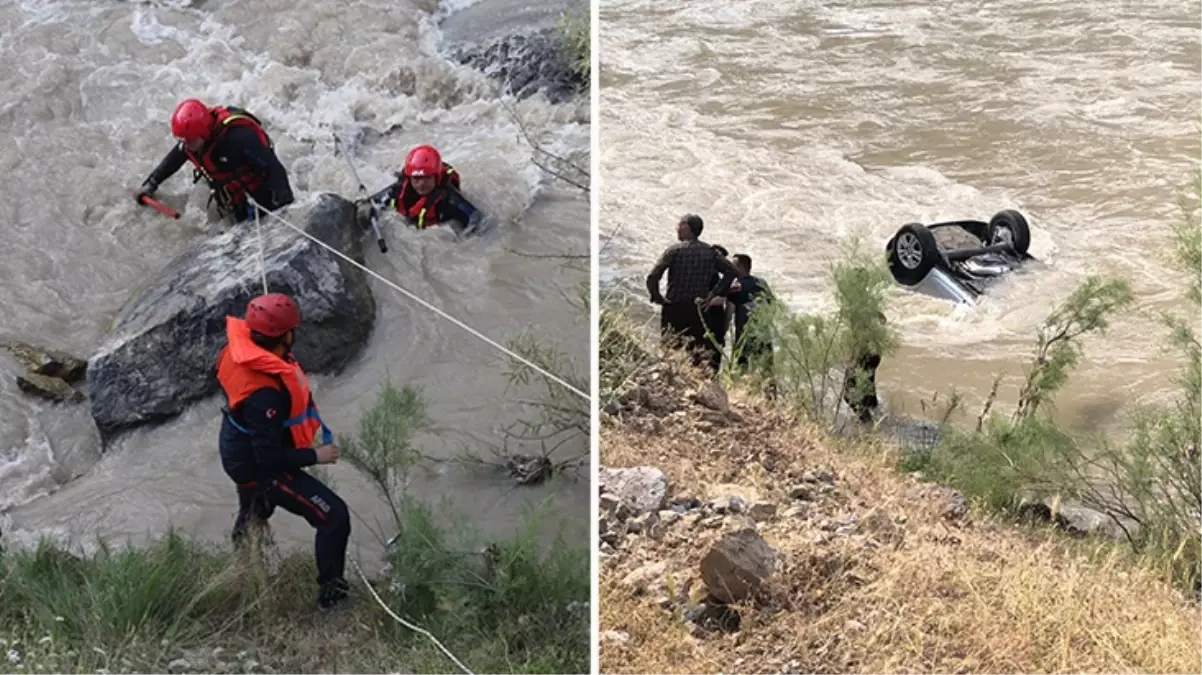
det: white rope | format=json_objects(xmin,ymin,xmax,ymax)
[
  {"xmin": 349, "ymin": 554, "xmax": 475, "ymax": 675},
  {"xmin": 246, "ymin": 197, "xmax": 590, "ymax": 402},
  {"xmin": 254, "ymin": 207, "xmax": 268, "ymax": 294}
]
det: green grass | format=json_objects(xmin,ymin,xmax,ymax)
[
  {"xmin": 0, "ymin": 382, "xmax": 590, "ymax": 674},
  {"xmin": 556, "ymin": 3, "xmax": 590, "ymax": 89}
]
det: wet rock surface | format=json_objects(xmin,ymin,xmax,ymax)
[
  {"xmin": 87, "ymin": 194, "xmax": 376, "ymax": 444},
  {"xmin": 3, "ymin": 341, "xmax": 89, "ymax": 404},
  {"xmin": 447, "ymin": 28, "xmax": 584, "ymax": 104}
]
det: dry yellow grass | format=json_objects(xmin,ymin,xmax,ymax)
[{"xmin": 598, "ymin": 357, "xmax": 1202, "ymax": 674}]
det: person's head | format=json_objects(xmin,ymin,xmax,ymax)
[
  {"xmin": 677, "ymin": 213, "xmax": 703, "ymax": 241},
  {"xmin": 732, "ymin": 253, "xmax": 752, "ymax": 276},
  {"xmin": 404, "ymin": 144, "xmax": 443, "ymax": 196},
  {"xmin": 171, "ymin": 98, "xmax": 214, "ymax": 153},
  {"xmin": 245, "ymin": 292, "xmax": 302, "ymax": 355}
]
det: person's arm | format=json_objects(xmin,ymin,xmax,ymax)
[
  {"xmin": 225, "ymin": 127, "xmax": 294, "ymax": 209},
  {"xmin": 238, "ymin": 387, "xmax": 318, "ymax": 472},
  {"xmin": 645, "ymin": 247, "xmax": 674, "ymax": 305},
  {"xmin": 136, "ymin": 143, "xmax": 189, "ymax": 199},
  {"xmin": 699, "ymin": 252, "xmax": 742, "ymax": 304},
  {"xmin": 360, "ymin": 179, "xmax": 400, "ymax": 209},
  {"xmin": 437, "ymin": 184, "xmax": 482, "ymax": 228},
  {"xmin": 444, "ymin": 163, "xmax": 461, "ymax": 190}
]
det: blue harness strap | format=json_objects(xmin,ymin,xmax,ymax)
[
  {"xmin": 282, "ymin": 404, "xmax": 335, "ymax": 446},
  {"xmin": 223, "ymin": 401, "xmax": 334, "ymax": 446}
]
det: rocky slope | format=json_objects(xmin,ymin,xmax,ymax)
[{"xmin": 598, "ymin": 352, "xmax": 1200, "ymax": 674}]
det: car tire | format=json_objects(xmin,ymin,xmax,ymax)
[
  {"xmin": 888, "ymin": 222, "xmax": 940, "ymax": 286},
  {"xmin": 989, "ymin": 210, "xmax": 1031, "ymax": 255}
]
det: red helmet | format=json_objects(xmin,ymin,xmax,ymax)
[
  {"xmin": 171, "ymin": 98, "xmax": 213, "ymax": 142},
  {"xmin": 245, "ymin": 293, "xmax": 301, "ymax": 337},
  {"xmin": 404, "ymin": 145, "xmax": 442, "ymax": 178}
]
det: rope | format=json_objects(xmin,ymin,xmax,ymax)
[
  {"xmin": 248, "ymin": 513, "xmax": 475, "ymax": 675},
  {"xmin": 349, "ymin": 554, "xmax": 475, "ymax": 675},
  {"xmin": 254, "ymin": 207, "xmax": 268, "ymax": 294},
  {"xmin": 246, "ymin": 197, "xmax": 590, "ymax": 402}
]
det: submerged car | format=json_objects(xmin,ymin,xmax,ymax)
[{"xmin": 885, "ymin": 209, "xmax": 1034, "ymax": 304}]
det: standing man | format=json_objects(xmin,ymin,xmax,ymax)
[
  {"xmin": 216, "ymin": 292, "xmax": 351, "ymax": 610},
  {"xmin": 729, "ymin": 253, "xmax": 778, "ymax": 397},
  {"xmin": 645, "ymin": 214, "xmax": 742, "ymax": 374},
  {"xmin": 729, "ymin": 253, "xmax": 776, "ymax": 368}
]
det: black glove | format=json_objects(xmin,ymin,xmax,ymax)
[{"xmin": 134, "ymin": 178, "xmax": 158, "ymax": 204}]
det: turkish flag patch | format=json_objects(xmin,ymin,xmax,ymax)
[{"xmin": 265, "ymin": 408, "xmax": 277, "ymax": 419}]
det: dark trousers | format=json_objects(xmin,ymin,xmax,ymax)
[
  {"xmin": 843, "ymin": 353, "xmax": 882, "ymax": 422},
  {"xmin": 660, "ymin": 300, "xmax": 718, "ymax": 374},
  {"xmin": 703, "ymin": 305, "xmax": 728, "ymax": 373},
  {"xmin": 233, "ymin": 469, "xmax": 351, "ymax": 588}
]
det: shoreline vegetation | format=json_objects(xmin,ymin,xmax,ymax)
[
  {"xmin": 0, "ymin": 383, "xmax": 590, "ymax": 675},
  {"xmin": 597, "ymin": 174, "xmax": 1200, "ymax": 673}
]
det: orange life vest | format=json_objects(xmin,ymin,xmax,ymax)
[
  {"xmin": 185, "ymin": 106, "xmax": 273, "ymax": 209},
  {"xmin": 391, "ymin": 163, "xmax": 460, "ymax": 229},
  {"xmin": 215, "ymin": 316, "xmax": 332, "ymax": 449}
]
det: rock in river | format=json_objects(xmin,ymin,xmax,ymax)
[{"xmin": 87, "ymin": 193, "xmax": 377, "ymax": 444}]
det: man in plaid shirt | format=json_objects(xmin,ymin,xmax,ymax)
[{"xmin": 645, "ymin": 214, "xmax": 742, "ymax": 374}]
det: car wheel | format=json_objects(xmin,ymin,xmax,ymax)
[
  {"xmin": 989, "ymin": 210, "xmax": 1031, "ymax": 255},
  {"xmin": 888, "ymin": 222, "xmax": 940, "ymax": 286}
]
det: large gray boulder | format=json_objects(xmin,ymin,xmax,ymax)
[{"xmin": 87, "ymin": 193, "xmax": 376, "ymax": 444}]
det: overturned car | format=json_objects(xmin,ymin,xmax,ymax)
[{"xmin": 885, "ymin": 209, "xmax": 1034, "ymax": 304}]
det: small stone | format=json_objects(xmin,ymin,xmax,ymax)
[
  {"xmin": 647, "ymin": 520, "xmax": 667, "ymax": 540},
  {"xmin": 668, "ymin": 497, "xmax": 702, "ymax": 512},
  {"xmin": 724, "ymin": 515, "xmax": 757, "ymax": 532},
  {"xmin": 701, "ymin": 516, "xmax": 724, "ymax": 529},
  {"xmin": 788, "ymin": 485, "xmax": 815, "ymax": 501},
  {"xmin": 244, "ymin": 660, "xmax": 260, "ymax": 671},
  {"xmin": 699, "ymin": 528, "xmax": 779, "ymax": 604},
  {"xmin": 802, "ymin": 468, "xmax": 835, "ymax": 485},
  {"xmin": 747, "ymin": 502, "xmax": 776, "ymax": 521},
  {"xmin": 693, "ymin": 381, "xmax": 729, "ymax": 412},
  {"xmin": 708, "ymin": 496, "xmax": 745, "ymax": 514},
  {"xmin": 658, "ymin": 510, "xmax": 681, "ymax": 525},
  {"xmin": 781, "ymin": 504, "xmax": 810, "ymax": 519},
  {"xmin": 167, "ymin": 659, "xmax": 191, "ymax": 672},
  {"xmin": 626, "ymin": 512, "xmax": 658, "ymax": 534},
  {"xmin": 599, "ymin": 467, "xmax": 669, "ymax": 515},
  {"xmin": 844, "ymin": 619, "xmax": 866, "ymax": 632},
  {"xmin": 941, "ymin": 490, "xmax": 970, "ymax": 521},
  {"xmin": 599, "ymin": 493, "xmax": 621, "ymax": 513},
  {"xmin": 16, "ymin": 373, "xmax": 85, "ymax": 403},
  {"xmin": 622, "ymin": 561, "xmax": 667, "ymax": 595},
  {"xmin": 3, "ymin": 341, "xmax": 87, "ymax": 382},
  {"xmin": 600, "ymin": 630, "xmax": 630, "ymax": 644}
]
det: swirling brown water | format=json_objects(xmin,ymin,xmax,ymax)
[
  {"xmin": 600, "ymin": 0, "xmax": 1199, "ymax": 433},
  {"xmin": 0, "ymin": 0, "xmax": 590, "ymax": 565}
]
